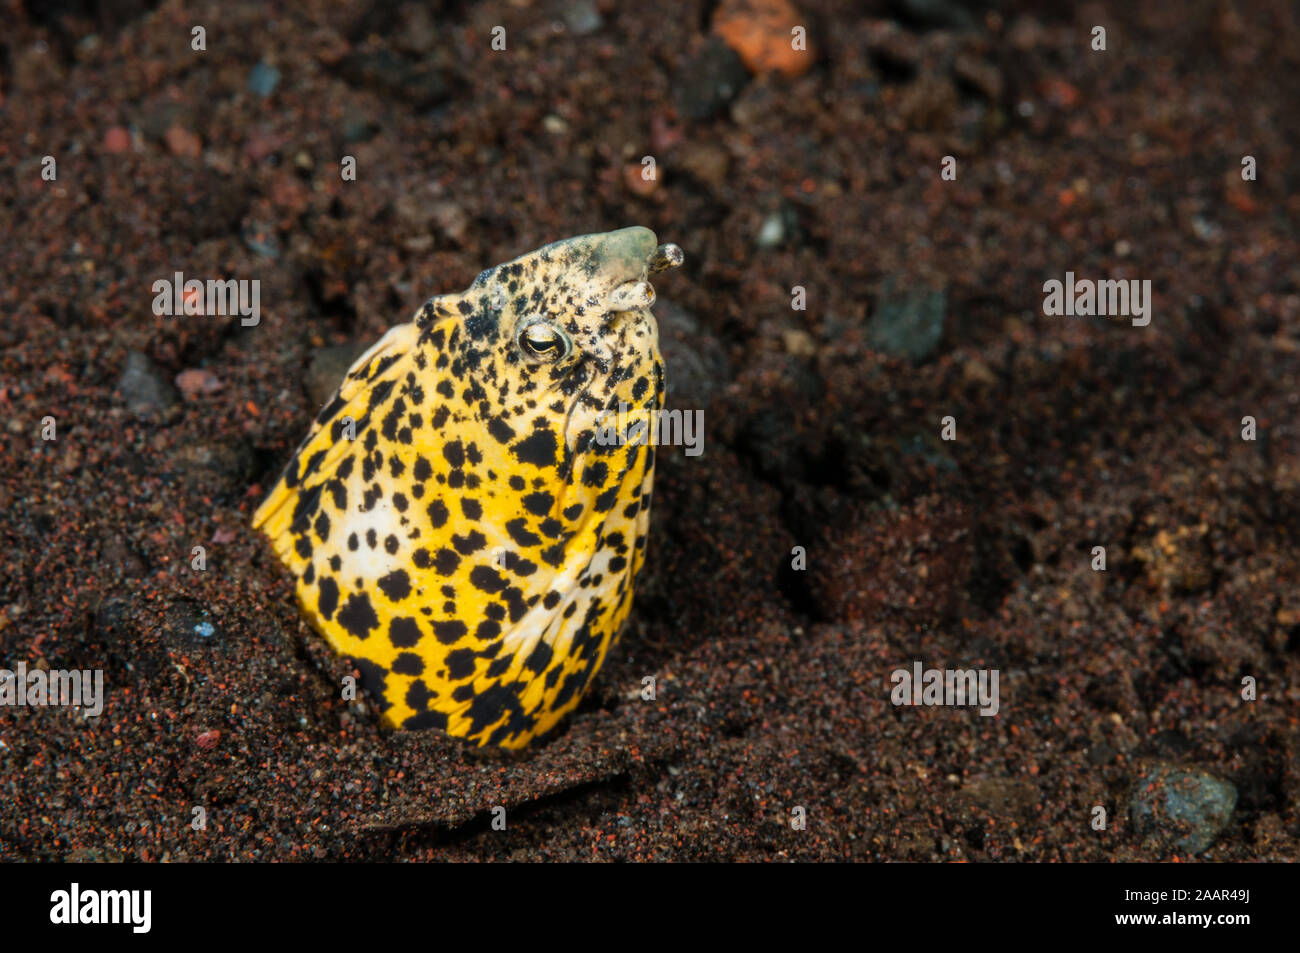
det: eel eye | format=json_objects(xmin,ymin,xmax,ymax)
[{"xmin": 516, "ymin": 320, "xmax": 572, "ymax": 363}]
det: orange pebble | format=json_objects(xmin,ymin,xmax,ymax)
[
  {"xmin": 1226, "ymin": 189, "xmax": 1258, "ymax": 214},
  {"xmin": 713, "ymin": 0, "xmax": 814, "ymax": 78},
  {"xmin": 624, "ymin": 162, "xmax": 660, "ymax": 197}
]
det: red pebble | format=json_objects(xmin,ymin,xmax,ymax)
[{"xmin": 103, "ymin": 127, "xmax": 131, "ymax": 153}]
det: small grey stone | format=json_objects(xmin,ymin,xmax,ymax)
[
  {"xmin": 117, "ymin": 351, "xmax": 178, "ymax": 416},
  {"xmin": 562, "ymin": 0, "xmax": 603, "ymax": 35},
  {"xmin": 1129, "ymin": 763, "xmax": 1237, "ymax": 855},
  {"xmin": 242, "ymin": 220, "xmax": 281, "ymax": 259},
  {"xmin": 247, "ymin": 61, "xmax": 281, "ymax": 98},
  {"xmin": 868, "ymin": 280, "xmax": 946, "ymax": 362},
  {"xmin": 674, "ymin": 37, "xmax": 750, "ymax": 121},
  {"xmin": 756, "ymin": 213, "xmax": 785, "ymax": 249}
]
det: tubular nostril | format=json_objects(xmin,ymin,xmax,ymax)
[
  {"xmin": 648, "ymin": 243, "xmax": 683, "ymax": 274},
  {"xmin": 609, "ymin": 280, "xmax": 655, "ymax": 311}
]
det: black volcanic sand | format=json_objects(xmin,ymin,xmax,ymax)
[{"xmin": 1, "ymin": 0, "xmax": 1297, "ymax": 861}]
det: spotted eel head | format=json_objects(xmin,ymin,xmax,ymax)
[
  {"xmin": 421, "ymin": 226, "xmax": 683, "ymax": 459},
  {"xmin": 255, "ymin": 227, "xmax": 684, "ymax": 747}
]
